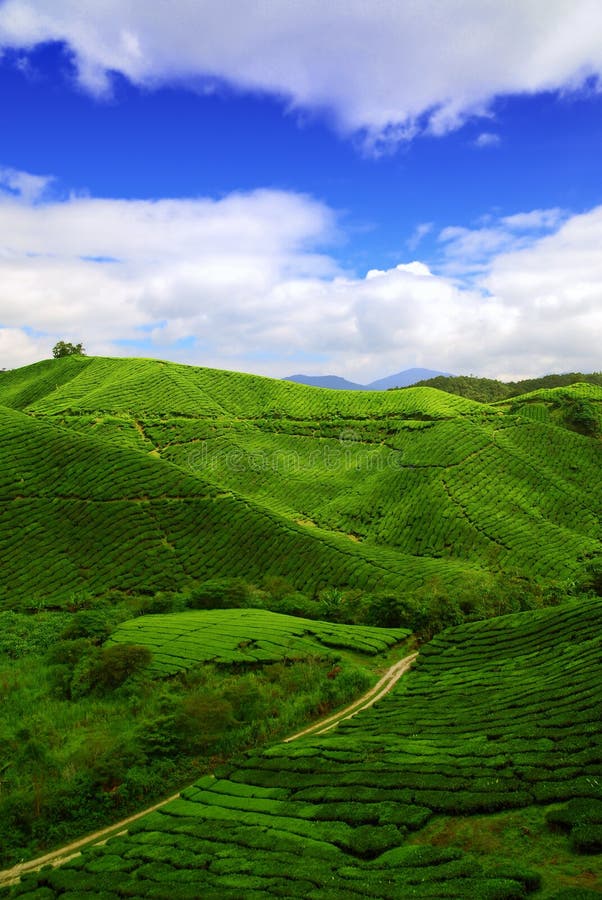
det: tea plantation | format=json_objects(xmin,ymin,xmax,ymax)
[
  {"xmin": 1, "ymin": 357, "xmax": 601, "ymax": 896},
  {"xmin": 496, "ymin": 383, "xmax": 602, "ymax": 437},
  {"xmin": 108, "ymin": 609, "xmax": 409, "ymax": 675},
  {"xmin": 0, "ymin": 403, "xmax": 477, "ymax": 607},
  {"xmin": 11, "ymin": 596, "xmax": 601, "ymax": 898},
  {"xmin": 0, "ymin": 356, "xmax": 600, "ymax": 606}
]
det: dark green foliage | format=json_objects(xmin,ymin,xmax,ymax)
[
  {"xmin": 410, "ymin": 371, "xmax": 602, "ymax": 402},
  {"xmin": 570, "ymin": 824, "xmax": 602, "ymax": 854},
  {"xmin": 51, "ymin": 341, "xmax": 85, "ymax": 359},
  {"xmin": 576, "ymin": 556, "xmax": 602, "ymax": 596},
  {"xmin": 567, "ymin": 398, "xmax": 601, "ymax": 436},
  {"xmin": 550, "ymin": 891, "xmax": 602, "ymax": 899},
  {"xmin": 185, "ymin": 578, "xmax": 254, "ymax": 609},
  {"xmin": 0, "ymin": 612, "xmax": 69, "ymax": 658},
  {"xmin": 83, "ymin": 644, "xmax": 153, "ymax": 693},
  {"xmin": 407, "ymin": 374, "xmax": 513, "ymax": 402},
  {"xmin": 547, "ymin": 799, "xmax": 602, "ymax": 853}
]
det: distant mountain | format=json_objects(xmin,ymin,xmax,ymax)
[
  {"xmin": 284, "ymin": 368, "xmax": 452, "ymax": 391},
  {"xmin": 365, "ymin": 368, "xmax": 453, "ymax": 390},
  {"xmin": 284, "ymin": 374, "xmax": 365, "ymax": 390}
]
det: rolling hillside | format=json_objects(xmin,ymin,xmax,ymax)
[
  {"xmin": 11, "ymin": 596, "xmax": 602, "ymax": 898},
  {"xmin": 1, "ymin": 356, "xmax": 600, "ymax": 897},
  {"xmin": 0, "ymin": 356, "xmax": 600, "ymax": 606},
  {"xmin": 0, "ymin": 403, "xmax": 461, "ymax": 607}
]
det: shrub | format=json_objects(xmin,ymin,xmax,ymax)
[{"xmin": 185, "ymin": 578, "xmax": 253, "ymax": 610}]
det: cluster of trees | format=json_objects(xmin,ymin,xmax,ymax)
[
  {"xmin": 52, "ymin": 340, "xmax": 85, "ymax": 358},
  {"xmin": 566, "ymin": 398, "xmax": 601, "ymax": 437},
  {"xmin": 406, "ymin": 372, "xmax": 602, "ymax": 403},
  {"xmin": 137, "ymin": 564, "xmax": 599, "ymax": 641}
]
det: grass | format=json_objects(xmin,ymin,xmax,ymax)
[{"xmin": 409, "ymin": 806, "xmax": 602, "ymax": 898}]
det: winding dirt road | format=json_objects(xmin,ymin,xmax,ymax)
[
  {"xmin": 0, "ymin": 650, "xmax": 418, "ymax": 888},
  {"xmin": 283, "ymin": 650, "xmax": 418, "ymax": 741}
]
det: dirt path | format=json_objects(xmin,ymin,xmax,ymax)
[
  {"xmin": 283, "ymin": 650, "xmax": 418, "ymax": 741},
  {"xmin": 0, "ymin": 650, "xmax": 418, "ymax": 889},
  {"xmin": 0, "ymin": 793, "xmax": 180, "ymax": 889}
]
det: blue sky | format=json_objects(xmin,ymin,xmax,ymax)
[{"xmin": 0, "ymin": 2, "xmax": 601, "ymax": 381}]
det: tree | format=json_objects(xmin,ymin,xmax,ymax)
[{"xmin": 52, "ymin": 340, "xmax": 86, "ymax": 358}]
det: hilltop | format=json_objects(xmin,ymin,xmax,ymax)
[{"xmin": 0, "ymin": 355, "xmax": 600, "ymax": 608}]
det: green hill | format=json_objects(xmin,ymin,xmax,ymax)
[
  {"xmin": 13, "ymin": 596, "xmax": 602, "ymax": 898},
  {"xmin": 108, "ymin": 608, "xmax": 409, "ymax": 675},
  {"xmin": 409, "ymin": 371, "xmax": 602, "ymax": 404},
  {"xmin": 0, "ymin": 357, "xmax": 600, "ymax": 607},
  {"xmin": 1, "ymin": 356, "xmax": 601, "ymax": 896},
  {"xmin": 496, "ymin": 382, "xmax": 602, "ymax": 437},
  {"xmin": 0, "ymin": 403, "xmax": 463, "ymax": 608}
]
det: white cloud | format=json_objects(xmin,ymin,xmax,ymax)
[
  {"xmin": 0, "ymin": 165, "xmax": 53, "ymax": 202},
  {"xmin": 0, "ymin": 174, "xmax": 600, "ymax": 381},
  {"xmin": 437, "ymin": 208, "xmax": 569, "ymax": 278},
  {"xmin": 1, "ymin": 2, "xmax": 602, "ymax": 147},
  {"xmin": 474, "ymin": 132, "xmax": 501, "ymax": 148},
  {"xmin": 502, "ymin": 208, "xmax": 565, "ymax": 230},
  {"xmin": 0, "ymin": 327, "xmax": 49, "ymax": 370}
]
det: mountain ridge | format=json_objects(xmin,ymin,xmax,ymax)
[{"xmin": 283, "ymin": 367, "xmax": 453, "ymax": 390}]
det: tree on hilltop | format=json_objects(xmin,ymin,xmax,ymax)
[{"xmin": 52, "ymin": 340, "xmax": 86, "ymax": 358}]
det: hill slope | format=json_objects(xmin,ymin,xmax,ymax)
[
  {"xmin": 108, "ymin": 608, "xmax": 409, "ymax": 675},
  {"xmin": 13, "ymin": 596, "xmax": 602, "ymax": 898},
  {"xmin": 409, "ymin": 371, "xmax": 602, "ymax": 404},
  {"xmin": 496, "ymin": 382, "xmax": 602, "ymax": 437},
  {"xmin": 2, "ymin": 403, "xmax": 477, "ymax": 607},
  {"xmin": 0, "ymin": 356, "xmax": 600, "ymax": 606}
]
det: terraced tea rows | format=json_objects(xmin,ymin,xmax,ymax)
[
  {"xmin": 109, "ymin": 609, "xmax": 409, "ymax": 675},
  {"xmin": 154, "ymin": 410, "xmax": 601, "ymax": 579},
  {"xmin": 14, "ymin": 597, "xmax": 602, "ymax": 898},
  {"xmin": 1, "ymin": 404, "xmax": 485, "ymax": 606},
  {"xmin": 0, "ymin": 357, "xmax": 600, "ymax": 606}
]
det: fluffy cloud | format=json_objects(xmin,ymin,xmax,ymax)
[
  {"xmin": 0, "ymin": 183, "xmax": 341, "ymax": 368},
  {"xmin": 0, "ymin": 165, "xmax": 53, "ymax": 202},
  {"xmin": 0, "ymin": 172, "xmax": 600, "ymax": 381},
  {"xmin": 1, "ymin": 2, "xmax": 602, "ymax": 146},
  {"xmin": 437, "ymin": 208, "xmax": 569, "ymax": 278}
]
